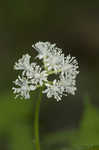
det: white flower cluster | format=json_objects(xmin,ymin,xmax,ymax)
[{"xmin": 12, "ymin": 42, "xmax": 79, "ymax": 101}]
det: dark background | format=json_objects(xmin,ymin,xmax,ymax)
[{"xmin": 0, "ymin": 1, "xmax": 99, "ymax": 150}]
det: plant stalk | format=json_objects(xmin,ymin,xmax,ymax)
[{"xmin": 33, "ymin": 87, "xmax": 42, "ymax": 150}]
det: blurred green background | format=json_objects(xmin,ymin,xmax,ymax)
[{"xmin": 0, "ymin": 0, "xmax": 99, "ymax": 150}]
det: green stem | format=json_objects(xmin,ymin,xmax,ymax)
[
  {"xmin": 33, "ymin": 87, "xmax": 42, "ymax": 150},
  {"xmin": 47, "ymin": 69, "xmax": 62, "ymax": 75}
]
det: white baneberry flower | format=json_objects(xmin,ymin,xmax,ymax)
[
  {"xmin": 63, "ymin": 54, "xmax": 79, "ymax": 74},
  {"xmin": 32, "ymin": 41, "xmax": 55, "ymax": 59},
  {"xmin": 31, "ymin": 69, "xmax": 48, "ymax": 86},
  {"xmin": 13, "ymin": 63, "xmax": 48, "ymax": 99},
  {"xmin": 14, "ymin": 54, "xmax": 31, "ymax": 72},
  {"xmin": 13, "ymin": 41, "xmax": 79, "ymax": 101},
  {"xmin": 43, "ymin": 80, "xmax": 63, "ymax": 101},
  {"xmin": 12, "ymin": 76, "xmax": 36, "ymax": 99},
  {"xmin": 44, "ymin": 53, "xmax": 64, "ymax": 73},
  {"xmin": 32, "ymin": 42, "xmax": 64, "ymax": 73},
  {"xmin": 59, "ymin": 73, "xmax": 77, "ymax": 96}
]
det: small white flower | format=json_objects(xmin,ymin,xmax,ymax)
[
  {"xmin": 44, "ymin": 53, "xmax": 64, "ymax": 73},
  {"xmin": 13, "ymin": 41, "xmax": 79, "ymax": 101},
  {"xmin": 14, "ymin": 54, "xmax": 34, "ymax": 76},
  {"xmin": 43, "ymin": 80, "xmax": 64, "ymax": 101},
  {"xmin": 14, "ymin": 54, "xmax": 31, "ymax": 71},
  {"xmin": 59, "ymin": 73, "xmax": 77, "ymax": 95},
  {"xmin": 12, "ymin": 76, "xmax": 36, "ymax": 99},
  {"xmin": 32, "ymin": 41, "xmax": 65, "ymax": 73},
  {"xmin": 32, "ymin": 41, "xmax": 53, "ymax": 59},
  {"xmin": 32, "ymin": 70, "xmax": 48, "ymax": 86}
]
